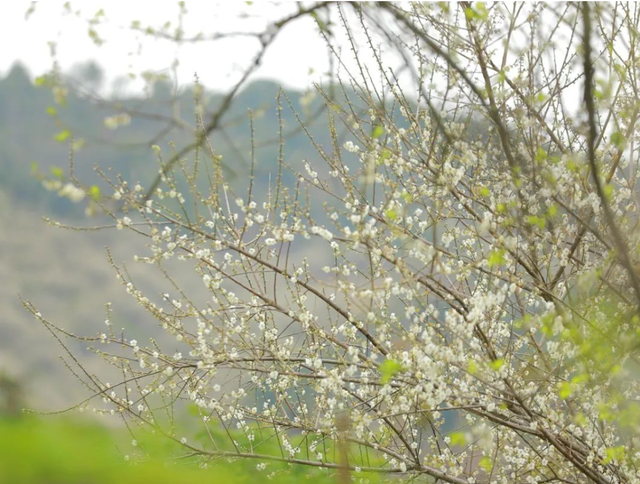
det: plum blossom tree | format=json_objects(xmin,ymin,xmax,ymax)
[{"xmin": 27, "ymin": 3, "xmax": 640, "ymax": 483}]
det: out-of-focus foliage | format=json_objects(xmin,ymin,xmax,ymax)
[{"xmin": 0, "ymin": 416, "xmax": 354, "ymax": 484}]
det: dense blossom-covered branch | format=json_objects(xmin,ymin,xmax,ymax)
[{"xmin": 27, "ymin": 3, "xmax": 640, "ymax": 483}]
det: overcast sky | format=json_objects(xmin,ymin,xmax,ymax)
[{"xmin": 1, "ymin": 1, "xmax": 337, "ymax": 95}]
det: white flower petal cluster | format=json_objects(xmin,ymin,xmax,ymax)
[{"xmin": 33, "ymin": 3, "xmax": 640, "ymax": 483}]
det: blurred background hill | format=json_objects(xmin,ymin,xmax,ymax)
[{"xmin": 0, "ymin": 61, "xmax": 338, "ymax": 411}]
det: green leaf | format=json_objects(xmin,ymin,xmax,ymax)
[
  {"xmin": 603, "ymin": 184, "xmax": 614, "ymax": 201},
  {"xmin": 478, "ymin": 455, "xmax": 493, "ymax": 472},
  {"xmin": 449, "ymin": 432, "xmax": 466, "ymax": 446},
  {"xmin": 487, "ymin": 249, "xmax": 505, "ymax": 269},
  {"xmin": 558, "ymin": 381, "xmax": 573, "ymax": 400},
  {"xmin": 384, "ymin": 208, "xmax": 398, "ymax": 221},
  {"xmin": 379, "ymin": 358, "xmax": 405, "ymax": 384},
  {"xmin": 526, "ymin": 215, "xmax": 545, "ymax": 230},
  {"xmin": 371, "ymin": 125, "xmax": 384, "ymax": 139},
  {"xmin": 379, "ymin": 148, "xmax": 392, "ymax": 164},
  {"xmin": 467, "ymin": 360, "xmax": 478, "ymax": 375},
  {"xmin": 476, "ymin": 2, "xmax": 488, "ymax": 18},
  {"xmin": 603, "ymin": 446, "xmax": 625, "ymax": 464},
  {"xmin": 465, "ymin": 3, "xmax": 487, "ymax": 21},
  {"xmin": 611, "ymin": 131, "xmax": 625, "ymax": 149},
  {"xmin": 50, "ymin": 166, "xmax": 64, "ymax": 179},
  {"xmin": 571, "ymin": 372, "xmax": 588, "ymax": 384},
  {"xmin": 88, "ymin": 185, "xmax": 101, "ymax": 201},
  {"xmin": 46, "ymin": 106, "xmax": 57, "ymax": 116},
  {"xmin": 535, "ymin": 146, "xmax": 547, "ymax": 162},
  {"xmin": 54, "ymin": 129, "xmax": 71, "ymax": 142},
  {"xmin": 34, "ymin": 76, "xmax": 48, "ymax": 87}
]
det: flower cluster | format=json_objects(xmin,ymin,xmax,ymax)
[{"xmin": 29, "ymin": 3, "xmax": 640, "ymax": 483}]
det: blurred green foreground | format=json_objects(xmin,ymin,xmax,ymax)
[{"xmin": 0, "ymin": 416, "xmax": 350, "ymax": 484}]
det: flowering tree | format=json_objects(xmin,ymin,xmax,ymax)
[{"xmin": 27, "ymin": 3, "xmax": 640, "ymax": 483}]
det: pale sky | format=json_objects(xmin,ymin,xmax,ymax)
[
  {"xmin": 0, "ymin": 2, "xmax": 605, "ymax": 125},
  {"xmin": 1, "ymin": 1, "xmax": 337, "ymax": 95}
]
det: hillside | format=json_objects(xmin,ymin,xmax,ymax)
[{"xmin": 0, "ymin": 63, "xmax": 340, "ymax": 410}]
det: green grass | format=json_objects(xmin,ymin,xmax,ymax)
[{"xmin": 0, "ymin": 416, "xmax": 359, "ymax": 484}]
